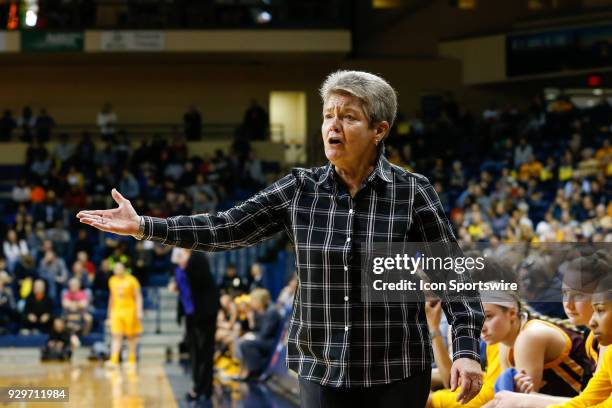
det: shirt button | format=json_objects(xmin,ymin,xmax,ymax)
[
  {"xmin": 344, "ymin": 326, "xmax": 349, "ymax": 332},
  {"xmin": 344, "ymin": 296, "xmax": 349, "ymax": 301},
  {"xmin": 346, "ymin": 237, "xmax": 351, "ymax": 242},
  {"xmin": 343, "ymin": 266, "xmax": 348, "ymax": 271},
  {"xmin": 348, "ymin": 209, "xmax": 354, "ymax": 215}
]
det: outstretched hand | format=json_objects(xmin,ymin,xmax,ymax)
[{"xmin": 76, "ymin": 189, "xmax": 141, "ymax": 236}]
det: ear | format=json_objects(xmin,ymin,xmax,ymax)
[
  {"xmin": 374, "ymin": 121, "xmax": 390, "ymax": 143},
  {"xmin": 507, "ymin": 306, "xmax": 518, "ymax": 321},
  {"xmin": 376, "ymin": 121, "xmax": 390, "ymax": 137}
]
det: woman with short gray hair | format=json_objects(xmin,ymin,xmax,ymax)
[{"xmin": 78, "ymin": 70, "xmax": 484, "ymax": 407}]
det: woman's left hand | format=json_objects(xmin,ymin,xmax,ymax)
[{"xmin": 451, "ymin": 358, "xmax": 483, "ymax": 404}]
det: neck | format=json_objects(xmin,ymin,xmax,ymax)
[
  {"xmin": 502, "ymin": 317, "xmax": 524, "ymax": 348},
  {"xmin": 333, "ymin": 150, "xmax": 378, "ymax": 195}
]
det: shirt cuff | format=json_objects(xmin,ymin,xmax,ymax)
[
  {"xmin": 452, "ymin": 334, "xmax": 481, "ymax": 364},
  {"xmin": 139, "ymin": 216, "xmax": 169, "ymax": 243}
]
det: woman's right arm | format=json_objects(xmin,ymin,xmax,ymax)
[{"xmin": 78, "ymin": 174, "xmax": 297, "ymax": 251}]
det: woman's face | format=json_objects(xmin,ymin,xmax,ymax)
[
  {"xmin": 481, "ymin": 303, "xmax": 515, "ymax": 345},
  {"xmin": 321, "ymin": 92, "xmax": 386, "ymax": 167},
  {"xmin": 589, "ymin": 300, "xmax": 612, "ymax": 346},
  {"xmin": 220, "ymin": 295, "xmax": 231, "ymax": 309},
  {"xmin": 562, "ymin": 287, "xmax": 593, "ymax": 326}
]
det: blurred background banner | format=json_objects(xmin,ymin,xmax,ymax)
[
  {"xmin": 21, "ymin": 31, "xmax": 83, "ymax": 52},
  {"xmin": 99, "ymin": 30, "xmax": 165, "ymax": 52}
]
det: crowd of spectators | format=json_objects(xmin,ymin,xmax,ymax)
[
  {"xmin": 0, "ymin": 92, "xmax": 609, "ymax": 381},
  {"xmin": 0, "ymin": 106, "xmax": 56, "ymax": 142},
  {"xmin": 203, "ymin": 262, "xmax": 295, "ymax": 382},
  {"xmin": 0, "ymin": 115, "xmax": 276, "ymax": 341},
  {"xmin": 385, "ymin": 94, "xmax": 611, "ymax": 245}
]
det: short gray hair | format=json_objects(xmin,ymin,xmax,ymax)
[{"xmin": 319, "ymin": 70, "xmax": 398, "ymax": 129}]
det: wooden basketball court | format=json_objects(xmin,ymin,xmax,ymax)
[{"xmin": 0, "ymin": 351, "xmax": 177, "ymax": 408}]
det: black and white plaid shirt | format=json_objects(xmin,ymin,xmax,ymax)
[{"xmin": 141, "ymin": 154, "xmax": 484, "ymax": 388}]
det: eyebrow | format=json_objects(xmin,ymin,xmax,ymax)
[{"xmin": 323, "ymin": 106, "xmax": 360, "ymax": 114}]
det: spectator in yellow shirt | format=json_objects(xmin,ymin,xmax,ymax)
[
  {"xmin": 595, "ymin": 139, "xmax": 612, "ymax": 161},
  {"xmin": 519, "ymin": 155, "xmax": 543, "ymax": 181}
]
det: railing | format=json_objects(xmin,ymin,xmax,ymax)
[{"xmin": 6, "ymin": 122, "xmax": 285, "ymax": 142}]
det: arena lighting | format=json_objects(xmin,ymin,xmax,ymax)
[
  {"xmin": 21, "ymin": 0, "xmax": 38, "ymax": 28},
  {"xmin": 6, "ymin": 1, "xmax": 18, "ymax": 30},
  {"xmin": 25, "ymin": 9, "xmax": 37, "ymax": 27},
  {"xmin": 256, "ymin": 10, "xmax": 272, "ymax": 24},
  {"xmin": 587, "ymin": 74, "xmax": 602, "ymax": 87},
  {"xmin": 545, "ymin": 90, "xmax": 559, "ymax": 101},
  {"xmin": 593, "ymin": 88, "xmax": 604, "ymax": 96}
]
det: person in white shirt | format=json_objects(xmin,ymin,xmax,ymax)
[
  {"xmin": 11, "ymin": 179, "xmax": 31, "ymax": 204},
  {"xmin": 97, "ymin": 102, "xmax": 118, "ymax": 140},
  {"xmin": 3, "ymin": 229, "xmax": 29, "ymax": 273}
]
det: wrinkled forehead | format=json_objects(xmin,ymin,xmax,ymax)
[{"xmin": 323, "ymin": 91, "xmax": 365, "ymax": 112}]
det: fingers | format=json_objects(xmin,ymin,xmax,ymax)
[
  {"xmin": 458, "ymin": 376, "xmax": 481, "ymax": 404},
  {"xmin": 517, "ymin": 378, "xmax": 533, "ymax": 393},
  {"xmin": 469, "ymin": 377, "xmax": 483, "ymax": 401},
  {"xmin": 78, "ymin": 217, "xmax": 114, "ymax": 233},
  {"xmin": 76, "ymin": 209, "xmax": 113, "ymax": 218},
  {"xmin": 450, "ymin": 365, "xmax": 459, "ymax": 392},
  {"xmin": 456, "ymin": 376, "xmax": 471, "ymax": 403},
  {"xmin": 78, "ymin": 214, "xmax": 106, "ymax": 225},
  {"xmin": 78, "ymin": 215, "xmax": 117, "ymax": 234},
  {"xmin": 454, "ymin": 367, "xmax": 482, "ymax": 404},
  {"xmin": 111, "ymin": 188, "xmax": 127, "ymax": 205},
  {"xmin": 514, "ymin": 370, "xmax": 534, "ymax": 393}
]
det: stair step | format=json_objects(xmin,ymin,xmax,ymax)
[
  {"xmin": 142, "ymin": 322, "xmax": 182, "ymax": 333},
  {"xmin": 143, "ymin": 310, "xmax": 178, "ymax": 320},
  {"xmin": 139, "ymin": 335, "xmax": 183, "ymax": 346}
]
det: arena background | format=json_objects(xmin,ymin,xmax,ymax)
[{"xmin": 0, "ymin": 0, "xmax": 610, "ymax": 407}]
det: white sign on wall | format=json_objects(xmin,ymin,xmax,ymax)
[{"xmin": 100, "ymin": 31, "xmax": 165, "ymax": 51}]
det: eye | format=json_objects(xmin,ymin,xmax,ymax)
[
  {"xmin": 345, "ymin": 115, "xmax": 354, "ymax": 120},
  {"xmin": 324, "ymin": 114, "xmax": 333, "ymax": 119}
]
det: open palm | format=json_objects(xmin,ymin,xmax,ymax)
[{"xmin": 76, "ymin": 189, "xmax": 140, "ymax": 236}]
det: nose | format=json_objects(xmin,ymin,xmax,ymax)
[
  {"xmin": 589, "ymin": 314, "xmax": 597, "ymax": 330},
  {"xmin": 326, "ymin": 115, "xmax": 341, "ymax": 133}
]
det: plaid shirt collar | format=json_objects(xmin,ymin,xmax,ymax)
[{"xmin": 317, "ymin": 153, "xmax": 394, "ymax": 191}]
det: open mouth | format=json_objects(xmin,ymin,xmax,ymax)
[{"xmin": 328, "ymin": 137, "xmax": 342, "ymax": 145}]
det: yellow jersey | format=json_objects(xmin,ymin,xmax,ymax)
[
  {"xmin": 430, "ymin": 343, "xmax": 501, "ymax": 408},
  {"xmin": 548, "ymin": 346, "xmax": 612, "ymax": 408},
  {"xmin": 109, "ymin": 274, "xmax": 140, "ymax": 312}
]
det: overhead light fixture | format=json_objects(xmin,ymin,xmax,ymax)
[
  {"xmin": 25, "ymin": 9, "xmax": 37, "ymax": 27},
  {"xmin": 255, "ymin": 10, "xmax": 272, "ymax": 24},
  {"xmin": 21, "ymin": 0, "xmax": 38, "ymax": 28}
]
